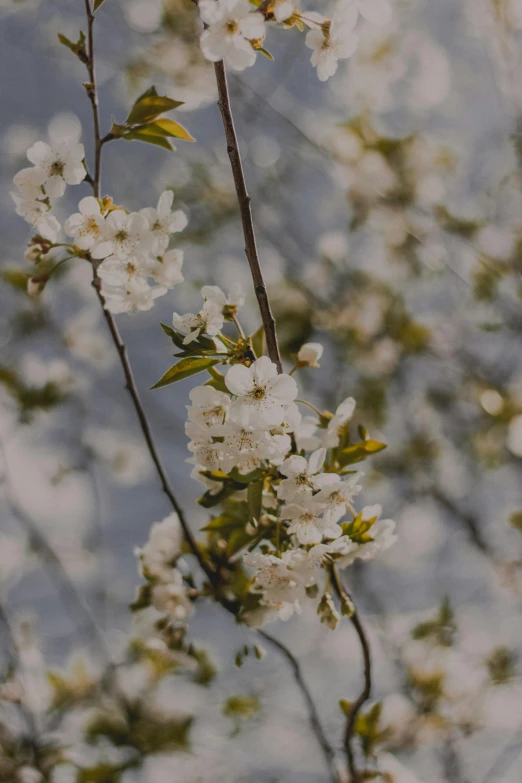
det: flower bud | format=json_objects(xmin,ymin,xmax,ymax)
[
  {"xmin": 297, "ymin": 342, "xmax": 323, "ymax": 368},
  {"xmin": 27, "ymin": 276, "xmax": 47, "ymax": 297},
  {"xmin": 24, "ymin": 244, "xmax": 43, "ymax": 262}
]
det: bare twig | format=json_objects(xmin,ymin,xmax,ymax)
[
  {"xmin": 213, "ymin": 59, "xmax": 283, "ymax": 373},
  {"xmin": 331, "ymin": 566, "xmax": 372, "ymax": 782}
]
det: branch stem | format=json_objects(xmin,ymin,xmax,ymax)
[
  {"xmin": 213, "ymin": 60, "xmax": 283, "ymax": 373},
  {"xmin": 331, "ymin": 566, "xmax": 372, "ymax": 782}
]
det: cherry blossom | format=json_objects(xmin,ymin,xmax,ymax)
[
  {"xmin": 315, "ymin": 473, "xmax": 363, "ymax": 523},
  {"xmin": 225, "ymin": 356, "xmax": 298, "ymax": 427},
  {"xmin": 281, "ymin": 496, "xmax": 342, "ymax": 545},
  {"xmin": 277, "ymin": 448, "xmax": 337, "ymax": 502},
  {"xmin": 25, "ymin": 138, "xmax": 85, "ymax": 198},
  {"xmin": 91, "ymin": 210, "xmax": 154, "ymax": 260},
  {"xmin": 146, "ymin": 248, "xmax": 184, "ymax": 288},
  {"xmin": 323, "ymin": 396, "xmax": 356, "ymax": 447},
  {"xmin": 140, "ymin": 189, "xmax": 187, "ymax": 254},
  {"xmin": 64, "ymin": 196, "xmax": 105, "ymax": 250},
  {"xmin": 305, "ymin": 8, "xmax": 359, "ymax": 82},
  {"xmin": 101, "ymin": 277, "xmax": 167, "ymax": 314},
  {"xmin": 173, "ymin": 298, "xmax": 225, "ymax": 344},
  {"xmin": 199, "ymin": 0, "xmax": 266, "ymax": 72},
  {"xmin": 296, "ymin": 341, "xmax": 323, "ymax": 367},
  {"xmin": 136, "ymin": 512, "xmax": 183, "ymax": 582}
]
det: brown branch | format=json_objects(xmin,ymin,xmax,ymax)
[
  {"xmin": 331, "ymin": 566, "xmax": 372, "ymax": 782},
  {"xmin": 213, "ymin": 60, "xmax": 283, "ymax": 373}
]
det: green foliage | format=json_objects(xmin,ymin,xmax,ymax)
[
  {"xmin": 411, "ymin": 597, "xmax": 456, "ymax": 647},
  {"xmin": 109, "ymin": 86, "xmax": 193, "ymax": 152},
  {"xmin": 150, "ymin": 357, "xmax": 222, "ymax": 389},
  {"xmin": 93, "ymin": 0, "xmax": 107, "ymax": 11},
  {"xmin": 509, "ymin": 510, "xmax": 522, "ymax": 533},
  {"xmin": 57, "ymin": 31, "xmax": 88, "ymax": 64},
  {"xmin": 486, "ymin": 646, "xmax": 517, "ymax": 685},
  {"xmin": 87, "ymin": 706, "xmax": 193, "ymax": 754},
  {"xmin": 2, "ymin": 268, "xmax": 29, "ymax": 292},
  {"xmin": 222, "ymin": 695, "xmax": 260, "ymax": 735}
]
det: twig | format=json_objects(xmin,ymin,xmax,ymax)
[
  {"xmin": 257, "ymin": 629, "xmax": 340, "ymax": 783},
  {"xmin": 331, "ymin": 566, "xmax": 372, "ymax": 782},
  {"xmin": 213, "ymin": 60, "xmax": 283, "ymax": 373},
  {"xmin": 80, "ymin": 7, "xmax": 336, "ymax": 777}
]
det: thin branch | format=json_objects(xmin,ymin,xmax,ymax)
[
  {"xmin": 80, "ymin": 9, "xmax": 336, "ymax": 778},
  {"xmin": 257, "ymin": 629, "xmax": 340, "ymax": 783},
  {"xmin": 331, "ymin": 566, "xmax": 372, "ymax": 783},
  {"xmin": 213, "ymin": 59, "xmax": 283, "ymax": 373}
]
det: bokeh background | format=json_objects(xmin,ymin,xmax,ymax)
[{"xmin": 1, "ymin": 0, "xmax": 522, "ymax": 781}]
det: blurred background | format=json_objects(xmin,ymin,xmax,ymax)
[{"xmin": 1, "ymin": 0, "xmax": 522, "ymax": 781}]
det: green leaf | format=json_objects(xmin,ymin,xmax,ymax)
[
  {"xmin": 205, "ymin": 367, "xmax": 229, "ymax": 394},
  {"xmin": 93, "ymin": 0, "xmax": 106, "ymax": 10},
  {"xmin": 126, "ymin": 89, "xmax": 184, "ymax": 126},
  {"xmin": 256, "ymin": 46, "xmax": 274, "ymax": 60},
  {"xmin": 122, "ymin": 129, "xmax": 174, "ymax": 151},
  {"xmin": 2, "ymin": 269, "xmax": 29, "ymax": 292},
  {"xmin": 338, "ymin": 440, "xmax": 387, "ymax": 467},
  {"xmin": 151, "ymin": 357, "xmax": 221, "ymax": 390},
  {"xmin": 247, "ymin": 479, "xmax": 263, "ymax": 526},
  {"xmin": 57, "ymin": 31, "xmax": 88, "ymax": 63},
  {"xmin": 151, "ymin": 118, "xmax": 195, "ymax": 142},
  {"xmin": 198, "ymin": 483, "xmax": 237, "ymax": 509},
  {"xmin": 201, "ymin": 514, "xmax": 244, "ymax": 533},
  {"xmin": 228, "ymin": 467, "xmax": 264, "ymax": 484}
]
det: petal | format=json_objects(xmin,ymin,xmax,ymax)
[
  {"xmin": 63, "ymin": 161, "xmax": 86, "ymax": 185},
  {"xmin": 26, "ymin": 141, "xmax": 51, "ymax": 165},
  {"xmin": 157, "ymin": 189, "xmax": 174, "ymax": 216},
  {"xmin": 252, "ymin": 355, "xmax": 278, "ymax": 386},
  {"xmin": 45, "ymin": 175, "xmax": 66, "ymax": 198},
  {"xmin": 79, "ymin": 196, "xmax": 101, "ymax": 216},
  {"xmin": 64, "ymin": 214, "xmax": 84, "ymax": 235},
  {"xmin": 107, "ymin": 210, "xmax": 127, "ymax": 229},
  {"xmin": 280, "ymin": 455, "xmax": 307, "ymax": 478},
  {"xmin": 267, "ymin": 373, "xmax": 298, "ymax": 403},
  {"xmin": 225, "ymin": 364, "xmax": 253, "ymax": 396},
  {"xmin": 308, "ymin": 448, "xmax": 326, "ymax": 475},
  {"xmin": 91, "ymin": 241, "xmax": 113, "ymax": 259},
  {"xmin": 239, "ymin": 13, "xmax": 265, "ymax": 39}
]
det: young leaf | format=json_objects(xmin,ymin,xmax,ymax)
[
  {"xmin": 126, "ymin": 90, "xmax": 184, "ymax": 126},
  {"xmin": 122, "ymin": 129, "xmax": 174, "ymax": 151},
  {"xmin": 151, "ymin": 357, "xmax": 221, "ymax": 390},
  {"xmin": 93, "ymin": 0, "xmax": 107, "ymax": 10},
  {"xmin": 338, "ymin": 440, "xmax": 387, "ymax": 467},
  {"xmin": 151, "ymin": 118, "xmax": 195, "ymax": 142},
  {"xmin": 57, "ymin": 31, "xmax": 88, "ymax": 63},
  {"xmin": 251, "ymin": 326, "xmax": 265, "ymax": 359},
  {"xmin": 205, "ymin": 367, "xmax": 229, "ymax": 394}
]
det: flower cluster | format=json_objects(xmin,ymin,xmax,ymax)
[
  {"xmin": 197, "ymin": 0, "xmax": 393, "ymax": 80},
  {"xmin": 135, "ymin": 512, "xmax": 194, "ymax": 622},
  {"xmin": 12, "ymin": 135, "xmax": 187, "ymax": 312},
  {"xmin": 11, "ymin": 136, "xmax": 86, "ymax": 241}
]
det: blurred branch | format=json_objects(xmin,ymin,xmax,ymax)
[{"xmin": 331, "ymin": 566, "xmax": 372, "ymax": 783}]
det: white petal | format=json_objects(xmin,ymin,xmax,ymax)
[
  {"xmin": 157, "ymin": 189, "xmax": 174, "ymax": 216},
  {"xmin": 79, "ymin": 196, "xmax": 101, "ymax": 216},
  {"xmin": 225, "ymin": 364, "xmax": 253, "ymax": 396},
  {"xmin": 252, "ymin": 356, "xmax": 278, "ymax": 386},
  {"xmin": 308, "ymin": 448, "xmax": 326, "ymax": 475},
  {"xmin": 45, "ymin": 175, "xmax": 66, "ymax": 198},
  {"xmin": 267, "ymin": 373, "xmax": 298, "ymax": 403},
  {"xmin": 26, "ymin": 141, "xmax": 51, "ymax": 166},
  {"xmin": 359, "ymin": 0, "xmax": 392, "ymax": 26}
]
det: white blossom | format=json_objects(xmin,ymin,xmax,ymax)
[
  {"xmin": 25, "ymin": 138, "xmax": 85, "ymax": 198},
  {"xmin": 225, "ymin": 356, "xmax": 298, "ymax": 428},
  {"xmin": 305, "ymin": 8, "xmax": 359, "ymax": 81},
  {"xmin": 243, "ymin": 551, "xmax": 305, "ymax": 620},
  {"xmin": 101, "ymin": 277, "xmax": 167, "ymax": 314},
  {"xmin": 315, "ymin": 472, "xmax": 363, "ymax": 523},
  {"xmin": 323, "ymin": 396, "xmax": 356, "ymax": 447},
  {"xmin": 173, "ymin": 298, "xmax": 225, "ymax": 344},
  {"xmin": 277, "ymin": 448, "xmax": 337, "ymax": 502},
  {"xmin": 332, "ymin": 505, "xmax": 397, "ymax": 566},
  {"xmin": 187, "ymin": 385, "xmax": 231, "ymax": 428},
  {"xmin": 11, "ymin": 193, "xmax": 61, "ymax": 241},
  {"xmin": 140, "ymin": 190, "xmax": 187, "ymax": 254},
  {"xmin": 297, "ymin": 341, "xmax": 323, "ymax": 367},
  {"xmin": 294, "ymin": 415, "xmax": 322, "ymax": 452},
  {"xmin": 281, "ymin": 496, "xmax": 342, "ymax": 545},
  {"xmin": 147, "ymin": 248, "xmax": 184, "ymax": 288},
  {"xmin": 91, "ymin": 210, "xmax": 154, "ymax": 260},
  {"xmin": 151, "ymin": 570, "xmax": 193, "ymax": 621},
  {"xmin": 136, "ymin": 512, "xmax": 183, "ymax": 582},
  {"xmin": 274, "ymin": 0, "xmax": 295, "ymax": 23},
  {"xmin": 64, "ymin": 196, "xmax": 105, "ymax": 250},
  {"xmin": 199, "ymin": 0, "xmax": 265, "ymax": 72},
  {"xmin": 201, "ymin": 283, "xmax": 245, "ymax": 315}
]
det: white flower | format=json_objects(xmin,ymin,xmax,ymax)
[
  {"xmin": 151, "ymin": 570, "xmax": 193, "ymax": 621},
  {"xmin": 13, "ymin": 167, "xmax": 47, "ymax": 200},
  {"xmin": 147, "ymin": 248, "xmax": 184, "ymax": 288},
  {"xmin": 273, "ymin": 0, "xmax": 295, "ymax": 23},
  {"xmin": 225, "ymin": 356, "xmax": 298, "ymax": 428},
  {"xmin": 26, "ymin": 139, "xmax": 85, "ymax": 198},
  {"xmin": 199, "ymin": 0, "xmax": 265, "ymax": 72},
  {"xmin": 11, "ymin": 193, "xmax": 61, "ymax": 241},
  {"xmin": 346, "ymin": 0, "xmax": 393, "ymax": 26},
  {"xmin": 305, "ymin": 9, "xmax": 358, "ymax": 81},
  {"xmin": 185, "ymin": 420, "xmax": 226, "ymax": 471},
  {"xmin": 332, "ymin": 505, "xmax": 397, "ymax": 567},
  {"xmin": 140, "ymin": 190, "xmax": 187, "ymax": 254},
  {"xmin": 187, "ymin": 385, "xmax": 231, "ymax": 428},
  {"xmin": 216, "ymin": 415, "xmax": 288, "ymax": 474},
  {"xmin": 201, "ymin": 283, "xmax": 245, "ymax": 315},
  {"xmin": 323, "ymin": 396, "xmax": 356, "ymax": 448},
  {"xmin": 277, "ymin": 448, "xmax": 337, "ymax": 502},
  {"xmin": 315, "ymin": 473, "xmax": 363, "ymax": 523},
  {"xmin": 297, "ymin": 342, "xmax": 323, "ymax": 367},
  {"xmin": 282, "ymin": 545, "xmax": 331, "ymax": 587},
  {"xmin": 282, "ymin": 497, "xmax": 342, "ymax": 545},
  {"xmin": 136, "ymin": 512, "xmax": 183, "ymax": 582},
  {"xmin": 173, "ymin": 298, "xmax": 225, "ymax": 344},
  {"xmin": 101, "ymin": 277, "xmax": 167, "ymax": 314},
  {"xmin": 97, "ymin": 255, "xmax": 149, "ymax": 287},
  {"xmin": 294, "ymin": 415, "xmax": 322, "ymax": 452},
  {"xmin": 91, "ymin": 210, "xmax": 154, "ymax": 260},
  {"xmin": 243, "ymin": 551, "xmax": 305, "ymax": 620},
  {"xmin": 64, "ymin": 197, "xmax": 105, "ymax": 250}
]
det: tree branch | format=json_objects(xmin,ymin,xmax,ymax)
[
  {"xmin": 213, "ymin": 60, "xmax": 283, "ymax": 373},
  {"xmin": 331, "ymin": 566, "xmax": 372, "ymax": 782}
]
